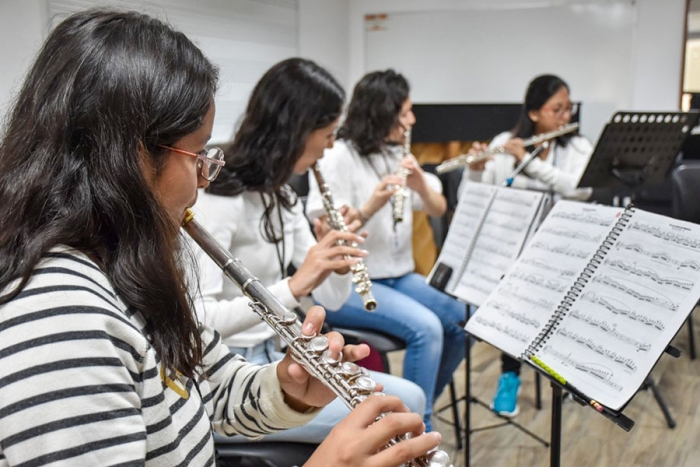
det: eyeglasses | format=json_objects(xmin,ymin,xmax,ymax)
[
  {"xmin": 158, "ymin": 145, "xmax": 225, "ymax": 181},
  {"xmin": 543, "ymin": 102, "xmax": 578, "ymax": 118}
]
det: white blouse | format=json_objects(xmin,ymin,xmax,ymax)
[
  {"xmin": 190, "ymin": 189, "xmax": 352, "ymax": 349},
  {"xmin": 461, "ymin": 131, "xmax": 593, "ymax": 200},
  {"xmin": 306, "ymin": 140, "xmax": 443, "ymax": 279}
]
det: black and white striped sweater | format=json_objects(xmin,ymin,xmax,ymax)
[{"xmin": 0, "ymin": 249, "xmax": 317, "ymax": 466}]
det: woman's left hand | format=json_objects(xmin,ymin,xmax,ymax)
[
  {"xmin": 503, "ymin": 138, "xmax": 527, "ymax": 162},
  {"xmin": 401, "ymin": 158, "xmax": 428, "ymax": 195},
  {"xmin": 313, "ymin": 205, "xmax": 363, "ymax": 241},
  {"xmin": 276, "ymin": 306, "xmax": 380, "ymax": 412}
]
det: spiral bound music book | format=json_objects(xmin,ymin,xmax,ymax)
[
  {"xmin": 466, "ymin": 200, "xmax": 700, "ymax": 410},
  {"xmin": 427, "ymin": 182, "xmax": 546, "ymax": 305}
]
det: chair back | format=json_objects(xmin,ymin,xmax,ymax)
[{"xmin": 671, "ymin": 163, "xmax": 700, "ymax": 223}]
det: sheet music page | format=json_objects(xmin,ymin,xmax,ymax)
[
  {"xmin": 465, "ymin": 201, "xmax": 623, "ymax": 358},
  {"xmin": 453, "ymin": 187, "xmax": 544, "ymax": 306},
  {"xmin": 539, "ymin": 209, "xmax": 700, "ymax": 409},
  {"xmin": 428, "ymin": 182, "xmax": 497, "ymax": 292}
]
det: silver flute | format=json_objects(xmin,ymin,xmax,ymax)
[
  {"xmin": 311, "ymin": 163, "xmax": 377, "ymax": 312},
  {"xmin": 182, "ymin": 209, "xmax": 451, "ymax": 467},
  {"xmin": 391, "ymin": 128, "xmax": 412, "ymax": 227},
  {"xmin": 435, "ymin": 122, "xmax": 580, "ymax": 174}
]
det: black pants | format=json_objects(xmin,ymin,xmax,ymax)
[{"xmin": 501, "ymin": 353, "xmax": 521, "ymax": 375}]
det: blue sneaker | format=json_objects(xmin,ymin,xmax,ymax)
[{"xmin": 491, "ymin": 371, "xmax": 521, "ymax": 417}]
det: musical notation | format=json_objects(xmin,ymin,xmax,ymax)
[
  {"xmin": 466, "ymin": 270, "xmax": 500, "ymax": 286},
  {"xmin": 630, "ymin": 222, "xmax": 700, "ymax": 251},
  {"xmin": 511, "ymin": 269, "xmax": 568, "ymax": 293},
  {"xmin": 480, "ymin": 242, "xmax": 515, "ymax": 259},
  {"xmin": 615, "ymin": 242, "xmax": 700, "ymax": 271},
  {"xmin": 568, "ymin": 310, "xmax": 651, "ymax": 352},
  {"xmin": 543, "ymin": 346, "xmax": 624, "ymax": 392},
  {"xmin": 488, "ymin": 220, "xmax": 526, "ymax": 233},
  {"xmin": 472, "ymin": 316, "xmax": 530, "ymax": 343},
  {"xmin": 486, "ymin": 300, "xmax": 541, "ymax": 328},
  {"xmin": 555, "ymin": 327, "xmax": 638, "ymax": 372},
  {"xmin": 477, "ymin": 232, "xmax": 518, "ymax": 247},
  {"xmin": 541, "ymin": 226, "xmax": 602, "ymax": 243},
  {"xmin": 607, "ymin": 260, "xmax": 693, "ymax": 291},
  {"xmin": 469, "ymin": 282, "xmax": 497, "ymax": 297},
  {"xmin": 592, "ymin": 275, "xmax": 679, "ymax": 311},
  {"xmin": 488, "ymin": 207, "xmax": 530, "ymax": 220},
  {"xmin": 550, "ymin": 211, "xmax": 615, "ymax": 227},
  {"xmin": 458, "ymin": 206, "xmax": 487, "ymax": 220},
  {"xmin": 501, "ymin": 284, "xmax": 556, "ymax": 310},
  {"xmin": 519, "ymin": 258, "xmax": 578, "ymax": 278},
  {"xmin": 496, "ymin": 194, "xmax": 537, "ymax": 207},
  {"xmin": 580, "ymin": 292, "xmax": 665, "ymax": 331},
  {"xmin": 532, "ymin": 242, "xmax": 589, "ymax": 259}
]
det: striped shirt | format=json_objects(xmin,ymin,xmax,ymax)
[{"xmin": 0, "ymin": 249, "xmax": 317, "ymax": 466}]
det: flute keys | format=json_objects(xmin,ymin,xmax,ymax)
[
  {"xmin": 282, "ymin": 311, "xmax": 298, "ymax": 324},
  {"xmin": 426, "ymin": 450, "xmax": 451, "ymax": 467},
  {"xmin": 356, "ymin": 376, "xmax": 377, "ymax": 392},
  {"xmin": 321, "ymin": 349, "xmax": 342, "ymax": 365},
  {"xmin": 309, "ymin": 336, "xmax": 329, "ymax": 353},
  {"xmin": 340, "ymin": 361, "xmax": 361, "ymax": 376}
]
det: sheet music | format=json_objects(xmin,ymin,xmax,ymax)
[
  {"xmin": 428, "ymin": 183, "xmax": 497, "ymax": 292},
  {"xmin": 466, "ymin": 201, "xmax": 623, "ymax": 358},
  {"xmin": 539, "ymin": 209, "xmax": 700, "ymax": 409},
  {"xmin": 453, "ymin": 188, "xmax": 544, "ymax": 305}
]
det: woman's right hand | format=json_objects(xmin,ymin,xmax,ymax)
[
  {"xmin": 361, "ymin": 173, "xmax": 404, "ymax": 218},
  {"xmin": 288, "ymin": 230, "xmax": 368, "ymax": 298},
  {"xmin": 467, "ymin": 141, "xmax": 491, "ymax": 171},
  {"xmin": 304, "ymin": 395, "xmax": 444, "ymax": 467}
]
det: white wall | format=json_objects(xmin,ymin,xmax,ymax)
[
  {"xmin": 298, "ymin": 0, "xmax": 350, "ymax": 90},
  {"xmin": 631, "ymin": 0, "xmax": 686, "ymax": 110},
  {"xmin": 348, "ymin": 0, "xmax": 686, "ymax": 116},
  {"xmin": 0, "ymin": 0, "xmax": 689, "ymax": 130},
  {"xmin": 0, "ymin": 0, "xmax": 47, "ymax": 124}
]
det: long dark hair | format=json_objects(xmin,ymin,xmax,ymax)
[
  {"xmin": 0, "ymin": 9, "xmax": 218, "ymax": 378},
  {"xmin": 208, "ymin": 58, "xmax": 344, "ymax": 243},
  {"xmin": 337, "ymin": 69, "xmax": 409, "ymax": 157},
  {"xmin": 511, "ymin": 74, "xmax": 573, "ymax": 147}
]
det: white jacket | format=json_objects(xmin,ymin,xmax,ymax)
[{"xmin": 461, "ymin": 131, "xmax": 593, "ymax": 200}]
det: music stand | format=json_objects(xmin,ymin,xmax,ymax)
[{"xmin": 578, "ymin": 111, "xmax": 700, "ymax": 190}]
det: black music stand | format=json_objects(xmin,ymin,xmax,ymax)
[
  {"xmin": 454, "ymin": 309, "xmax": 549, "ymax": 467},
  {"xmin": 579, "ymin": 111, "xmax": 700, "ymax": 191},
  {"xmin": 524, "ymin": 343, "xmax": 685, "ymax": 467}
]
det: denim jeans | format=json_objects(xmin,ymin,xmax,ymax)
[
  {"xmin": 215, "ymin": 338, "xmax": 426, "ymax": 444},
  {"xmin": 322, "ymin": 272, "xmax": 468, "ymax": 430}
]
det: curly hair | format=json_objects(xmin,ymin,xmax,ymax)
[
  {"xmin": 207, "ymin": 58, "xmax": 344, "ymax": 243},
  {"xmin": 336, "ymin": 69, "xmax": 409, "ymax": 157}
]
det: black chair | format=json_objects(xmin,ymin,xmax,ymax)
[
  {"xmin": 671, "ymin": 162, "xmax": 700, "ymax": 359},
  {"xmin": 333, "ymin": 325, "xmax": 464, "ymax": 449},
  {"xmin": 214, "ymin": 437, "xmax": 318, "ymax": 467}
]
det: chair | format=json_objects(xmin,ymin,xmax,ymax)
[
  {"xmin": 214, "ymin": 437, "xmax": 318, "ymax": 467},
  {"xmin": 333, "ymin": 325, "xmax": 465, "ymax": 450},
  {"xmin": 671, "ymin": 162, "xmax": 700, "ymax": 359}
]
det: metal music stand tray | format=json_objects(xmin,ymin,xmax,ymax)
[{"xmin": 578, "ymin": 111, "xmax": 700, "ymax": 191}]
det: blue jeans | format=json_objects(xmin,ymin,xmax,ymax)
[
  {"xmin": 322, "ymin": 273, "xmax": 467, "ymax": 430},
  {"xmin": 216, "ymin": 339, "xmax": 426, "ymax": 444}
]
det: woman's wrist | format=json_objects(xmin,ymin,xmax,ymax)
[{"xmin": 358, "ymin": 204, "xmax": 372, "ymax": 224}]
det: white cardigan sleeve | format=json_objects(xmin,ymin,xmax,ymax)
[
  {"xmin": 288, "ymin": 200, "xmax": 352, "ymax": 311},
  {"xmin": 523, "ymin": 136, "xmax": 593, "ymax": 200},
  {"xmin": 192, "ymin": 195, "xmax": 301, "ymax": 339}
]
